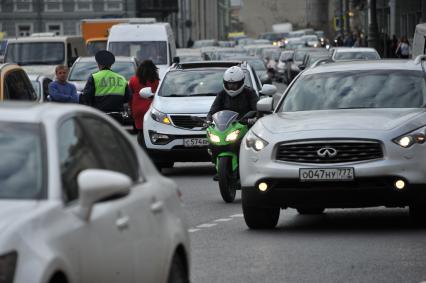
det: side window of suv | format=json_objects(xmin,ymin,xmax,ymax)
[
  {"xmin": 58, "ymin": 118, "xmax": 103, "ymax": 203},
  {"xmin": 4, "ymin": 70, "xmax": 37, "ymax": 101},
  {"xmin": 81, "ymin": 115, "xmax": 139, "ymax": 181}
]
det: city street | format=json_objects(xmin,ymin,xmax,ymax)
[{"xmin": 164, "ymin": 163, "xmax": 426, "ymax": 283}]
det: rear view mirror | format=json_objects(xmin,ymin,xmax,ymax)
[
  {"xmin": 260, "ymin": 84, "xmax": 277, "ymax": 97},
  {"xmin": 257, "ymin": 97, "xmax": 274, "ymax": 113},
  {"xmin": 139, "ymin": 87, "xmax": 154, "ymax": 99},
  {"xmin": 299, "ymin": 64, "xmax": 306, "ymax": 70}
]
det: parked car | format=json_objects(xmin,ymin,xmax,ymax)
[
  {"xmin": 330, "ymin": 47, "xmax": 381, "ymax": 61},
  {"xmin": 143, "ymin": 61, "xmax": 276, "ymax": 169},
  {"xmin": 28, "ymin": 74, "xmax": 52, "ymax": 102},
  {"xmin": 0, "ymin": 102, "xmax": 190, "ymax": 282},
  {"xmin": 0, "ymin": 63, "xmax": 38, "ymax": 101},
  {"xmin": 240, "ymin": 58, "xmax": 426, "ymax": 229}
]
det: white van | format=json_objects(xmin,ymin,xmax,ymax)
[
  {"xmin": 413, "ymin": 23, "xmax": 426, "ymax": 58},
  {"xmin": 4, "ymin": 35, "xmax": 86, "ymax": 78},
  {"xmin": 107, "ymin": 23, "xmax": 176, "ymax": 78}
]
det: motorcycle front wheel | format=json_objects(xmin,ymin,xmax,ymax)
[{"xmin": 218, "ymin": 157, "xmax": 237, "ymax": 203}]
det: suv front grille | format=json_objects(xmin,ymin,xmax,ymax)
[
  {"xmin": 276, "ymin": 140, "xmax": 383, "ymax": 163},
  {"xmin": 170, "ymin": 115, "xmax": 205, "ymax": 129}
]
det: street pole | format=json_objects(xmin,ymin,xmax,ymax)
[
  {"xmin": 367, "ymin": 0, "xmax": 379, "ymax": 50},
  {"xmin": 340, "ymin": 0, "xmax": 344, "ymax": 35}
]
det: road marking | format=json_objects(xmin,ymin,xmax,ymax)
[
  {"xmin": 188, "ymin": 228, "xmax": 200, "ymax": 233},
  {"xmin": 197, "ymin": 223, "xmax": 217, "ymax": 228},
  {"xmin": 230, "ymin": 214, "xmax": 244, "ymax": 218},
  {"xmin": 214, "ymin": 218, "xmax": 232, "ymax": 222}
]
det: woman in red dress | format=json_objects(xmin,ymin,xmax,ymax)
[{"xmin": 128, "ymin": 60, "xmax": 160, "ymax": 147}]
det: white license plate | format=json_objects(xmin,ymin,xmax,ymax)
[
  {"xmin": 299, "ymin": 168, "xmax": 354, "ymax": 181},
  {"xmin": 183, "ymin": 138, "xmax": 209, "ymax": 147}
]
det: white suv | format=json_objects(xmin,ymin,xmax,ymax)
[{"xmin": 143, "ymin": 61, "xmax": 277, "ymax": 169}]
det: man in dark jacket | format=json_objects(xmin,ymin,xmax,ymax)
[
  {"xmin": 80, "ymin": 50, "xmax": 131, "ymax": 114},
  {"xmin": 207, "ymin": 66, "xmax": 258, "ymax": 121}
]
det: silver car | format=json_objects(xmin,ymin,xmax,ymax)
[{"xmin": 240, "ymin": 59, "xmax": 426, "ymax": 229}]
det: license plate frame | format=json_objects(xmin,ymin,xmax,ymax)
[
  {"xmin": 299, "ymin": 168, "xmax": 354, "ymax": 182},
  {"xmin": 183, "ymin": 138, "xmax": 209, "ymax": 147}
]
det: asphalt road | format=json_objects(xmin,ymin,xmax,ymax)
[{"xmin": 163, "ymin": 163, "xmax": 426, "ymax": 283}]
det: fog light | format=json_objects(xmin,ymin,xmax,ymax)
[
  {"xmin": 258, "ymin": 182, "xmax": 268, "ymax": 192},
  {"xmin": 394, "ymin": 179, "xmax": 406, "ymax": 190}
]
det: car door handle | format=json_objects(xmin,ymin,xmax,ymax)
[
  {"xmin": 116, "ymin": 215, "xmax": 130, "ymax": 230},
  {"xmin": 150, "ymin": 200, "xmax": 164, "ymax": 214}
]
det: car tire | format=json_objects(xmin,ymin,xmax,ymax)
[
  {"xmin": 242, "ymin": 204, "xmax": 280, "ymax": 229},
  {"xmin": 296, "ymin": 208, "xmax": 325, "ymax": 215},
  {"xmin": 218, "ymin": 157, "xmax": 237, "ymax": 203},
  {"xmin": 167, "ymin": 254, "xmax": 189, "ymax": 283},
  {"xmin": 409, "ymin": 205, "xmax": 426, "ymax": 226}
]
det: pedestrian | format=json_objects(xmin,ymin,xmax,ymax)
[
  {"xmin": 187, "ymin": 37, "xmax": 194, "ymax": 48},
  {"xmin": 128, "ymin": 59, "xmax": 160, "ymax": 147},
  {"xmin": 395, "ymin": 36, "xmax": 410, "ymax": 59},
  {"xmin": 80, "ymin": 50, "xmax": 131, "ymax": 117},
  {"xmin": 390, "ymin": 35, "xmax": 398, "ymax": 58},
  {"xmin": 47, "ymin": 65, "xmax": 79, "ymax": 103}
]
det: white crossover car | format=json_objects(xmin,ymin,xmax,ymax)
[
  {"xmin": 0, "ymin": 102, "xmax": 189, "ymax": 283},
  {"xmin": 240, "ymin": 58, "xmax": 426, "ymax": 229},
  {"xmin": 143, "ymin": 61, "xmax": 276, "ymax": 169}
]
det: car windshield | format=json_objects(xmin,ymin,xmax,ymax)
[
  {"xmin": 30, "ymin": 80, "xmax": 41, "ymax": 99},
  {"xmin": 0, "ymin": 122, "xmax": 45, "ymax": 199},
  {"xmin": 158, "ymin": 69, "xmax": 252, "ymax": 97},
  {"xmin": 68, "ymin": 61, "xmax": 135, "ymax": 81},
  {"xmin": 5, "ymin": 42, "xmax": 64, "ymax": 65},
  {"xmin": 280, "ymin": 70, "xmax": 426, "ymax": 112},
  {"xmin": 87, "ymin": 41, "xmax": 107, "ymax": 56},
  {"xmin": 334, "ymin": 51, "xmax": 380, "ymax": 60},
  {"xmin": 109, "ymin": 41, "xmax": 167, "ymax": 65}
]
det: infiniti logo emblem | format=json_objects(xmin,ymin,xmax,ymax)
[{"xmin": 317, "ymin": 147, "xmax": 338, "ymax": 158}]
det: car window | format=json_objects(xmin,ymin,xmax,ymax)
[
  {"xmin": 4, "ymin": 70, "xmax": 37, "ymax": 101},
  {"xmin": 81, "ymin": 116, "xmax": 139, "ymax": 181},
  {"xmin": 334, "ymin": 51, "xmax": 380, "ymax": 60},
  {"xmin": 280, "ymin": 70, "xmax": 426, "ymax": 112},
  {"xmin": 58, "ymin": 118, "xmax": 103, "ymax": 203}
]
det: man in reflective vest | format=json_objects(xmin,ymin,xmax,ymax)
[{"xmin": 81, "ymin": 50, "xmax": 131, "ymax": 113}]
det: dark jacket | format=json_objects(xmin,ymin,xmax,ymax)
[
  {"xmin": 80, "ymin": 71, "xmax": 131, "ymax": 112},
  {"xmin": 207, "ymin": 86, "xmax": 258, "ymax": 121}
]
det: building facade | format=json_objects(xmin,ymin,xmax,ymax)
[{"xmin": 0, "ymin": 0, "xmax": 136, "ymax": 37}]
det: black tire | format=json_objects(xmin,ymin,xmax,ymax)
[
  {"xmin": 242, "ymin": 204, "xmax": 280, "ymax": 229},
  {"xmin": 409, "ymin": 205, "xmax": 426, "ymax": 226},
  {"xmin": 296, "ymin": 207, "xmax": 325, "ymax": 215},
  {"xmin": 167, "ymin": 254, "xmax": 189, "ymax": 283},
  {"xmin": 218, "ymin": 157, "xmax": 237, "ymax": 203}
]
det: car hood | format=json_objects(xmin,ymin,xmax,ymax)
[
  {"xmin": 22, "ymin": 65, "xmax": 56, "ymax": 79},
  {"xmin": 260, "ymin": 108, "xmax": 425, "ymax": 133},
  {"xmin": 69, "ymin": 80, "xmax": 86, "ymax": 92},
  {"xmin": 153, "ymin": 95, "xmax": 216, "ymax": 114},
  {"xmin": 0, "ymin": 200, "xmax": 39, "ymax": 233}
]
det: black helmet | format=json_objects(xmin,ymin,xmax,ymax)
[{"xmin": 95, "ymin": 50, "xmax": 115, "ymax": 67}]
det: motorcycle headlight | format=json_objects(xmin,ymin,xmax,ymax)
[
  {"xmin": 208, "ymin": 132, "xmax": 221, "ymax": 143},
  {"xmin": 150, "ymin": 108, "xmax": 171, "ymax": 125},
  {"xmin": 0, "ymin": 251, "xmax": 18, "ymax": 283},
  {"xmin": 394, "ymin": 127, "xmax": 426, "ymax": 148},
  {"xmin": 245, "ymin": 131, "xmax": 268, "ymax": 151},
  {"xmin": 225, "ymin": 130, "xmax": 240, "ymax": 142}
]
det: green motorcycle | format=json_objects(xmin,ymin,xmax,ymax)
[{"xmin": 206, "ymin": 110, "xmax": 256, "ymax": 203}]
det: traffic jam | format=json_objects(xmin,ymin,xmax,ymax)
[{"xmin": 1, "ymin": 2, "xmax": 426, "ymax": 282}]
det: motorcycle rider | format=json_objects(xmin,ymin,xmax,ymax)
[
  {"xmin": 80, "ymin": 50, "xmax": 131, "ymax": 118},
  {"xmin": 207, "ymin": 66, "xmax": 258, "ymax": 122}
]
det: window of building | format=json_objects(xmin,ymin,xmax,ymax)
[
  {"xmin": 75, "ymin": 0, "xmax": 92, "ymax": 11},
  {"xmin": 14, "ymin": 0, "xmax": 33, "ymax": 12},
  {"xmin": 16, "ymin": 24, "xmax": 33, "ymax": 37},
  {"xmin": 104, "ymin": 0, "xmax": 123, "ymax": 11},
  {"xmin": 46, "ymin": 23, "xmax": 63, "ymax": 36},
  {"xmin": 45, "ymin": 0, "xmax": 63, "ymax": 11}
]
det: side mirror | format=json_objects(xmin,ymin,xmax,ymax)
[
  {"xmin": 298, "ymin": 64, "xmax": 306, "ymax": 70},
  {"xmin": 68, "ymin": 57, "xmax": 77, "ymax": 67},
  {"xmin": 257, "ymin": 97, "xmax": 274, "ymax": 113},
  {"xmin": 75, "ymin": 169, "xmax": 131, "ymax": 221},
  {"xmin": 259, "ymin": 84, "xmax": 277, "ymax": 97},
  {"xmin": 139, "ymin": 87, "xmax": 154, "ymax": 99},
  {"xmin": 173, "ymin": 56, "xmax": 180, "ymax": 64}
]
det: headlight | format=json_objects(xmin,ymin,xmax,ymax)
[
  {"xmin": 150, "ymin": 108, "xmax": 171, "ymax": 125},
  {"xmin": 225, "ymin": 130, "xmax": 240, "ymax": 142},
  {"xmin": 0, "ymin": 251, "xmax": 18, "ymax": 283},
  {"xmin": 394, "ymin": 127, "xmax": 426, "ymax": 148},
  {"xmin": 246, "ymin": 131, "xmax": 268, "ymax": 151},
  {"xmin": 208, "ymin": 132, "xmax": 221, "ymax": 143}
]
